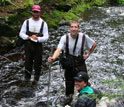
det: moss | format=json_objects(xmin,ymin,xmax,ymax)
[{"xmin": 43, "ymin": 10, "xmax": 64, "ymax": 27}]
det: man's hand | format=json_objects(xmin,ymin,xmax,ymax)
[
  {"xmin": 83, "ymin": 54, "xmax": 89, "ymax": 60},
  {"xmin": 31, "ymin": 35, "xmax": 38, "ymax": 40},
  {"xmin": 48, "ymin": 48, "xmax": 61, "ymax": 63},
  {"xmin": 28, "ymin": 35, "xmax": 38, "ymax": 40},
  {"xmin": 28, "ymin": 35, "xmax": 38, "ymax": 42},
  {"xmin": 48, "ymin": 57, "xmax": 55, "ymax": 63},
  {"xmin": 28, "ymin": 36, "xmax": 32, "ymax": 40}
]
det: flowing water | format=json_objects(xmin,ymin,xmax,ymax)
[{"xmin": 0, "ymin": 6, "xmax": 124, "ymax": 107}]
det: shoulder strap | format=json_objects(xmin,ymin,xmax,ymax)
[
  {"xmin": 66, "ymin": 35, "xmax": 69, "ymax": 55},
  {"xmin": 38, "ymin": 21, "xmax": 44, "ymax": 37},
  {"xmin": 81, "ymin": 34, "xmax": 85, "ymax": 55},
  {"xmin": 66, "ymin": 34, "xmax": 79, "ymax": 55},
  {"xmin": 26, "ymin": 20, "xmax": 44, "ymax": 36},
  {"xmin": 73, "ymin": 34, "xmax": 79, "ymax": 54},
  {"xmin": 40, "ymin": 21, "xmax": 44, "ymax": 34},
  {"xmin": 26, "ymin": 19, "xmax": 29, "ymax": 32}
]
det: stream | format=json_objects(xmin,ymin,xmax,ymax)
[{"xmin": 0, "ymin": 6, "xmax": 124, "ymax": 107}]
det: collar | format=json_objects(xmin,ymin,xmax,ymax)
[{"xmin": 80, "ymin": 86, "xmax": 94, "ymax": 94}]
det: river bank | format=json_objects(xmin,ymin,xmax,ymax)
[{"xmin": 0, "ymin": 6, "xmax": 124, "ymax": 106}]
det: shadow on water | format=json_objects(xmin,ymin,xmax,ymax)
[{"xmin": 0, "ymin": 6, "xmax": 124, "ymax": 107}]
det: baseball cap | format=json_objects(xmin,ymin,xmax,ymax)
[
  {"xmin": 32, "ymin": 5, "xmax": 41, "ymax": 12},
  {"xmin": 74, "ymin": 72, "xmax": 89, "ymax": 82}
]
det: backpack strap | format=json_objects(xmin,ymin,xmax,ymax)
[{"xmin": 81, "ymin": 34, "xmax": 85, "ymax": 55}]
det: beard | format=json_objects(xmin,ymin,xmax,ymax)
[{"xmin": 33, "ymin": 15, "xmax": 40, "ymax": 20}]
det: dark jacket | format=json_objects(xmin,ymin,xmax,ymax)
[{"xmin": 75, "ymin": 86, "xmax": 96, "ymax": 107}]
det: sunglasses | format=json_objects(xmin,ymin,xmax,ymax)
[{"xmin": 32, "ymin": 11, "xmax": 40, "ymax": 13}]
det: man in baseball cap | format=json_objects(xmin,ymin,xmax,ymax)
[
  {"xmin": 32, "ymin": 5, "xmax": 41, "ymax": 12},
  {"xmin": 19, "ymin": 4, "xmax": 49, "ymax": 85},
  {"xmin": 74, "ymin": 72, "xmax": 98, "ymax": 107}
]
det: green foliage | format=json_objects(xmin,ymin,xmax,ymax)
[
  {"xmin": 63, "ymin": 12, "xmax": 79, "ymax": 21},
  {"xmin": 34, "ymin": 0, "xmax": 43, "ymax": 4},
  {"xmin": 7, "ymin": 14, "xmax": 19, "ymax": 24},
  {"xmin": 103, "ymin": 78, "xmax": 124, "ymax": 99},
  {"xmin": 117, "ymin": 59, "xmax": 123, "ymax": 65},
  {"xmin": 24, "ymin": 0, "xmax": 34, "ymax": 7},
  {"xmin": 117, "ymin": 0, "xmax": 124, "ymax": 4},
  {"xmin": 51, "ymin": 10, "xmax": 64, "ymax": 20},
  {"xmin": 43, "ymin": 10, "xmax": 64, "ymax": 27},
  {"xmin": 43, "ymin": 9, "xmax": 79, "ymax": 27},
  {"xmin": 7, "ymin": 11, "xmax": 31, "ymax": 25},
  {"xmin": 56, "ymin": 0, "xmax": 73, "ymax": 5},
  {"xmin": 92, "ymin": 0, "xmax": 107, "ymax": 6},
  {"xmin": 0, "ymin": 0, "xmax": 15, "ymax": 6},
  {"xmin": 72, "ymin": 3, "xmax": 91, "ymax": 15},
  {"xmin": 46, "ymin": 18, "xmax": 58, "ymax": 28}
]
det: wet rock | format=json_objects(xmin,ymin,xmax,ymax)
[{"xmin": 35, "ymin": 101, "xmax": 48, "ymax": 107}]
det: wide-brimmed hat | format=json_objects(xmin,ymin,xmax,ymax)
[
  {"xmin": 32, "ymin": 5, "xmax": 41, "ymax": 12},
  {"xmin": 74, "ymin": 72, "xmax": 89, "ymax": 82}
]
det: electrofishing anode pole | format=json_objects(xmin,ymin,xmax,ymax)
[
  {"xmin": 47, "ymin": 62, "xmax": 51, "ymax": 107},
  {"xmin": 47, "ymin": 46, "xmax": 54, "ymax": 107}
]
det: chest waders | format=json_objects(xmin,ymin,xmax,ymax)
[
  {"xmin": 24, "ymin": 19, "xmax": 44, "ymax": 82},
  {"xmin": 64, "ymin": 34, "xmax": 87, "ymax": 97}
]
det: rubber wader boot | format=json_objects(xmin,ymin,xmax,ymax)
[
  {"xmin": 32, "ymin": 75, "xmax": 40, "ymax": 85},
  {"xmin": 61, "ymin": 94, "xmax": 73, "ymax": 106}
]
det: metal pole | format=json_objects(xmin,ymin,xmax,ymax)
[{"xmin": 47, "ymin": 62, "xmax": 52, "ymax": 107}]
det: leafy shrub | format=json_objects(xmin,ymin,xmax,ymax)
[
  {"xmin": 117, "ymin": 0, "xmax": 124, "ymax": 4},
  {"xmin": 0, "ymin": 0, "xmax": 14, "ymax": 6},
  {"xmin": 64, "ymin": 12, "xmax": 79, "ymax": 21}
]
